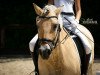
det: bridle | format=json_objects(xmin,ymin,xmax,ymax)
[
  {"xmin": 39, "ymin": 16, "xmax": 58, "ymax": 19},
  {"xmin": 38, "ymin": 15, "xmax": 61, "ymax": 50}
]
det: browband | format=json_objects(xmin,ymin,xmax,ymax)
[{"xmin": 38, "ymin": 16, "xmax": 58, "ymax": 19}]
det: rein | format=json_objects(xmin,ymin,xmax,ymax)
[{"xmin": 56, "ymin": 27, "xmax": 70, "ymax": 46}]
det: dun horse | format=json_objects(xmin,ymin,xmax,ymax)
[{"xmin": 32, "ymin": 3, "xmax": 94, "ymax": 75}]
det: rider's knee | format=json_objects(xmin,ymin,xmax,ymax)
[{"xmin": 29, "ymin": 41, "xmax": 36, "ymax": 52}]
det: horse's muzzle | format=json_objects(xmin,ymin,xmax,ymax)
[{"xmin": 39, "ymin": 44, "xmax": 51, "ymax": 59}]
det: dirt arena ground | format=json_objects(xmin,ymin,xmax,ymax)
[{"xmin": 0, "ymin": 57, "xmax": 100, "ymax": 75}]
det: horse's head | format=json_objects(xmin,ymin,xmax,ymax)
[{"xmin": 33, "ymin": 3, "xmax": 63, "ymax": 59}]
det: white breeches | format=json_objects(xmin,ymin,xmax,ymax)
[
  {"xmin": 62, "ymin": 14, "xmax": 92, "ymax": 54},
  {"xmin": 29, "ymin": 34, "xmax": 38, "ymax": 52},
  {"xmin": 74, "ymin": 29, "xmax": 92, "ymax": 54}
]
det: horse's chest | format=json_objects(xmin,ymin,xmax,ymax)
[
  {"xmin": 38, "ymin": 48, "xmax": 80, "ymax": 75},
  {"xmin": 38, "ymin": 50, "xmax": 65, "ymax": 75}
]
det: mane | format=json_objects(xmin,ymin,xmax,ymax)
[{"xmin": 43, "ymin": 4, "xmax": 63, "ymax": 28}]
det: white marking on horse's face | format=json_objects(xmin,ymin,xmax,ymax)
[
  {"xmin": 39, "ymin": 43, "xmax": 51, "ymax": 59},
  {"xmin": 39, "ymin": 44, "xmax": 51, "ymax": 51}
]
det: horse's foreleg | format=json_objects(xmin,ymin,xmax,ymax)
[{"xmin": 87, "ymin": 63, "xmax": 93, "ymax": 75}]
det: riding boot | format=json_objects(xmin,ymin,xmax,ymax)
[
  {"xmin": 30, "ymin": 52, "xmax": 39, "ymax": 75},
  {"xmin": 84, "ymin": 53, "xmax": 91, "ymax": 75}
]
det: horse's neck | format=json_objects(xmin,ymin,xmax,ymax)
[
  {"xmin": 59, "ymin": 27, "xmax": 69, "ymax": 42},
  {"xmin": 57, "ymin": 28, "xmax": 71, "ymax": 60},
  {"xmin": 57, "ymin": 28, "xmax": 80, "ymax": 65}
]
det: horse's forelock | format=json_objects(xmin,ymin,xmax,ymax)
[
  {"xmin": 44, "ymin": 5, "xmax": 57, "ymax": 11},
  {"xmin": 42, "ymin": 5, "xmax": 57, "ymax": 15},
  {"xmin": 42, "ymin": 5, "xmax": 63, "ymax": 28}
]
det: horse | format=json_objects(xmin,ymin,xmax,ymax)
[{"xmin": 32, "ymin": 3, "xmax": 94, "ymax": 75}]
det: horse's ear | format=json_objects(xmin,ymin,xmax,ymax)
[
  {"xmin": 33, "ymin": 3, "xmax": 43, "ymax": 16},
  {"xmin": 55, "ymin": 5, "xmax": 63, "ymax": 16}
]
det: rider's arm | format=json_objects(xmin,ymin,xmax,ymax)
[
  {"xmin": 75, "ymin": 0, "xmax": 81, "ymax": 23},
  {"xmin": 48, "ymin": 0, "xmax": 54, "ymax": 4}
]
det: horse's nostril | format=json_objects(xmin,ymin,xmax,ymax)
[
  {"xmin": 39, "ymin": 48, "xmax": 51, "ymax": 59},
  {"xmin": 39, "ymin": 49, "xmax": 42, "ymax": 55},
  {"xmin": 47, "ymin": 49, "xmax": 51, "ymax": 55}
]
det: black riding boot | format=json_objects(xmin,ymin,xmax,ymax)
[
  {"xmin": 30, "ymin": 52, "xmax": 39, "ymax": 75},
  {"xmin": 84, "ymin": 53, "xmax": 91, "ymax": 75}
]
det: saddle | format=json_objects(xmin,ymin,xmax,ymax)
[{"xmin": 70, "ymin": 33, "xmax": 90, "ymax": 75}]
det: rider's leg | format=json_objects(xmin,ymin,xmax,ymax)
[
  {"xmin": 74, "ymin": 29, "xmax": 91, "ymax": 74},
  {"xmin": 75, "ymin": 29, "xmax": 92, "ymax": 54},
  {"xmin": 29, "ymin": 34, "xmax": 38, "ymax": 52},
  {"xmin": 29, "ymin": 34, "xmax": 39, "ymax": 75}
]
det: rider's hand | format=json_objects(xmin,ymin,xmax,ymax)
[{"xmin": 75, "ymin": 19, "xmax": 79, "ymax": 23}]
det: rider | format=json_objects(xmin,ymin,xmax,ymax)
[
  {"xmin": 29, "ymin": 0, "xmax": 92, "ymax": 74},
  {"xmin": 48, "ymin": 0, "xmax": 92, "ymax": 74}
]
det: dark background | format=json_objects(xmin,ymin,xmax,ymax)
[{"xmin": 0, "ymin": 0, "xmax": 100, "ymax": 58}]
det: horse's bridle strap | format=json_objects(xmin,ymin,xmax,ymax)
[
  {"xmin": 38, "ymin": 16, "xmax": 58, "ymax": 19},
  {"xmin": 38, "ymin": 38, "xmax": 53, "ymax": 43}
]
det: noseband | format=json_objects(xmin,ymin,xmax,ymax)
[{"xmin": 38, "ymin": 15, "xmax": 61, "ymax": 50}]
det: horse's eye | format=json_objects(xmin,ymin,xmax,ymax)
[{"xmin": 53, "ymin": 24, "xmax": 57, "ymax": 30}]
